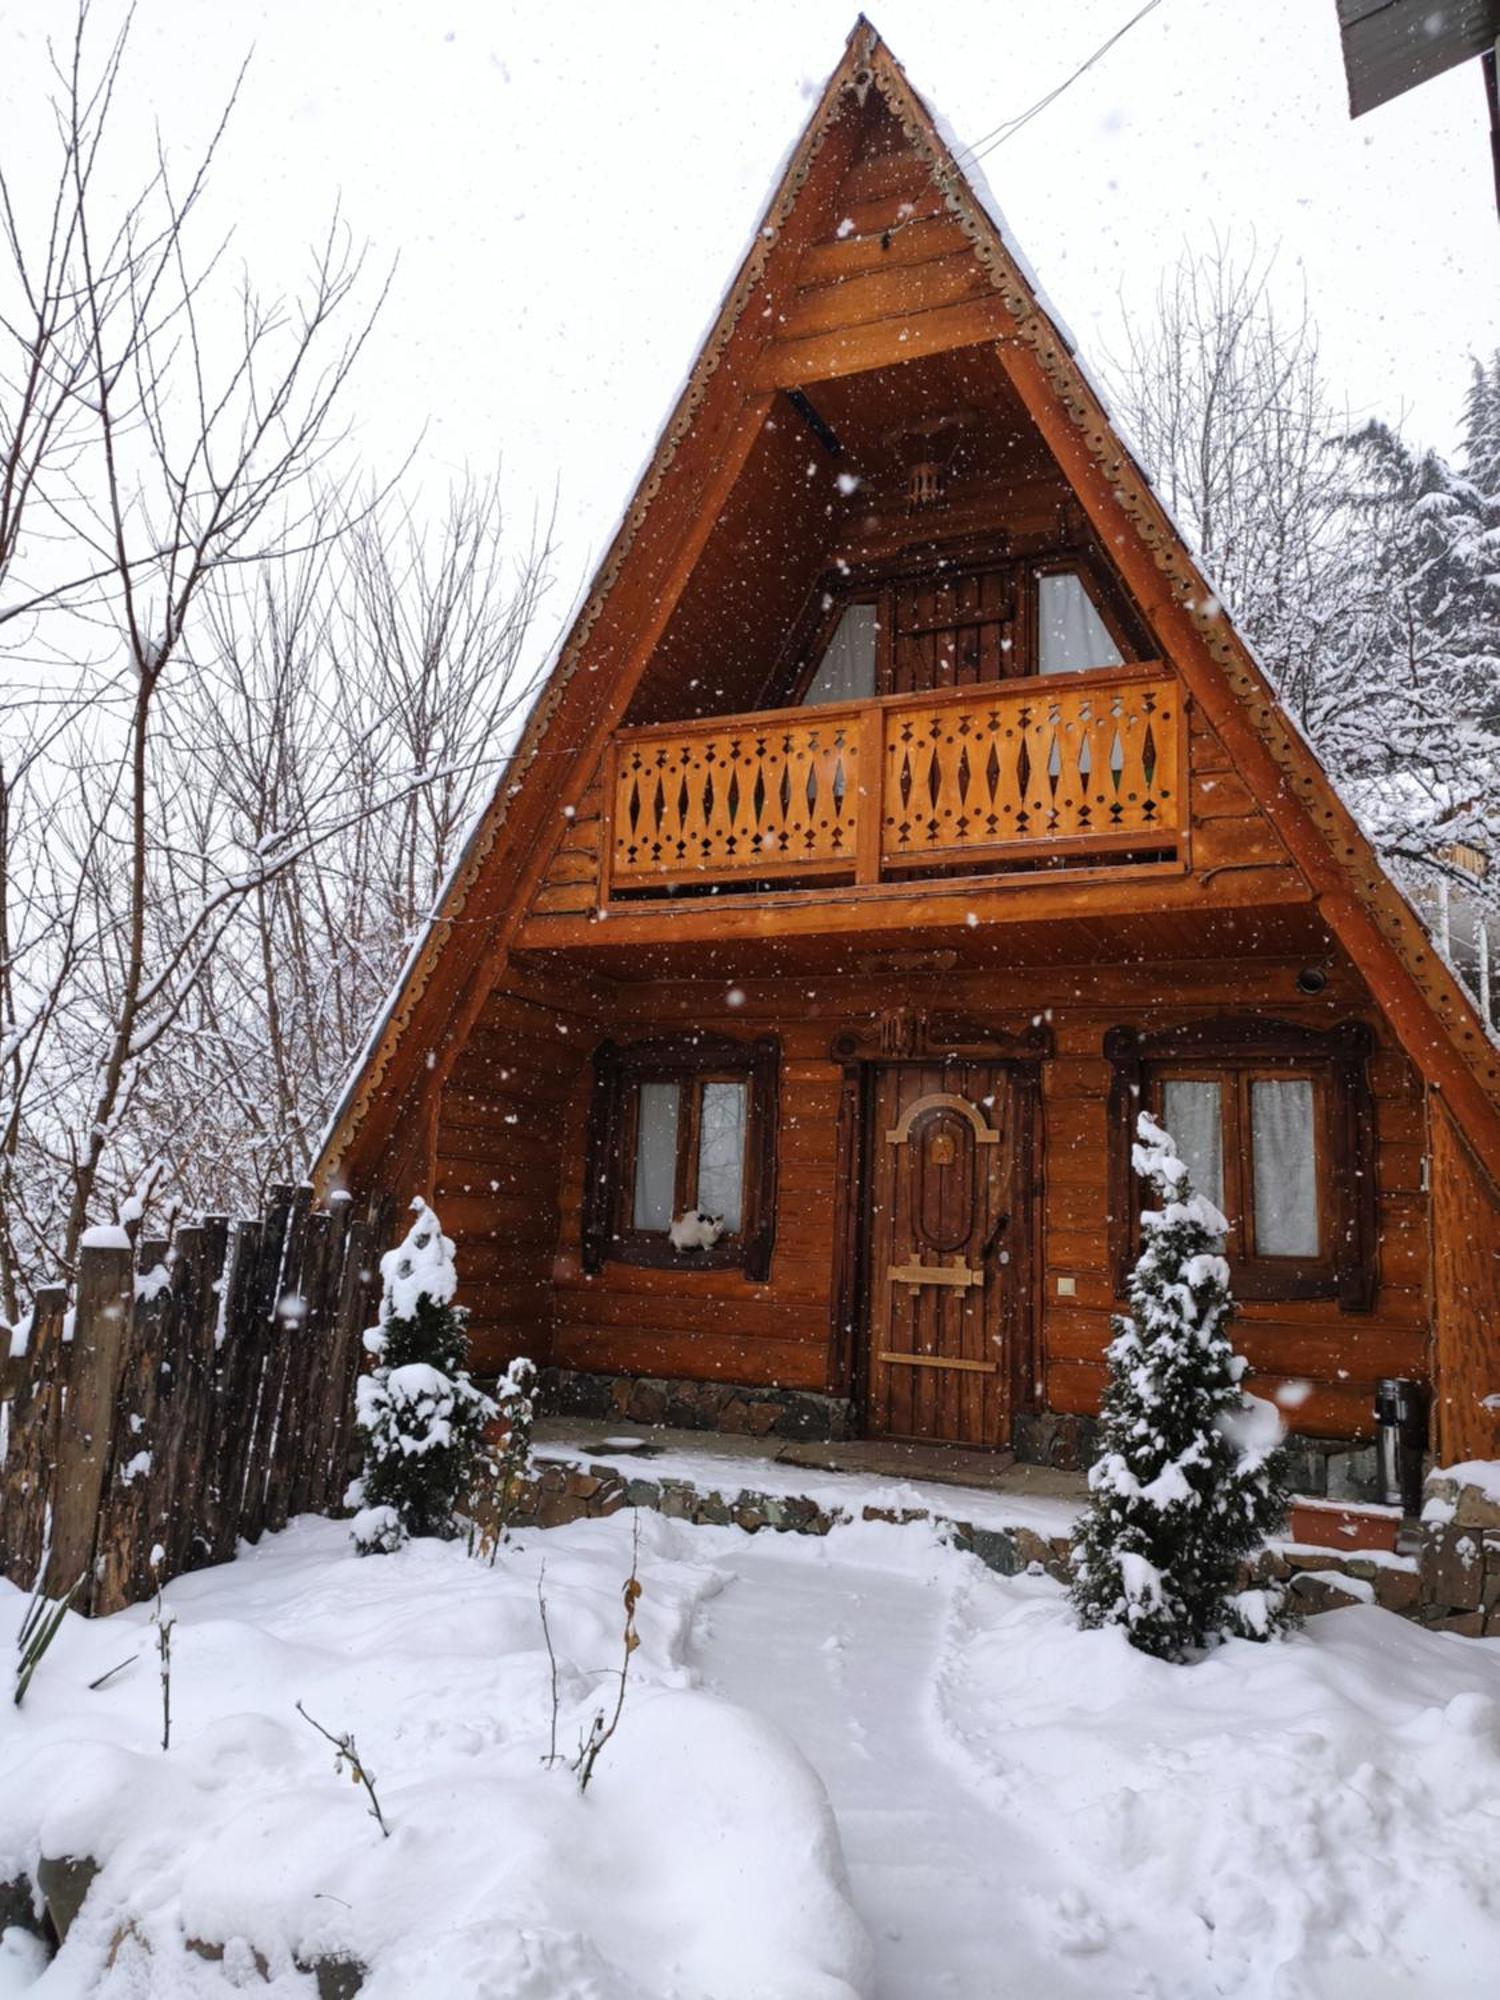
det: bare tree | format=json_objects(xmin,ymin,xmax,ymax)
[
  {"xmin": 1106, "ymin": 235, "xmax": 1363, "ymax": 731},
  {"xmin": 0, "ymin": 3, "xmax": 391, "ymax": 1295},
  {"xmin": 122, "ymin": 480, "xmax": 551, "ymax": 1221},
  {"xmin": 0, "ymin": 8, "xmax": 551, "ymax": 1311},
  {"xmin": 1109, "ymin": 239, "xmax": 1500, "ymax": 1022}
]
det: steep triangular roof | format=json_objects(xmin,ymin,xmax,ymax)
[{"xmin": 315, "ymin": 17, "xmax": 1500, "ymax": 1194}]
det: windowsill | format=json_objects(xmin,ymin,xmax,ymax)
[{"xmin": 602, "ymin": 1236, "xmax": 752, "ymax": 1275}]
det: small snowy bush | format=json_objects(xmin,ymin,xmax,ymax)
[
  {"xmin": 472, "ymin": 1353, "xmax": 539, "ymax": 1562},
  {"xmin": 347, "ymin": 1199, "xmax": 497, "ymax": 1554},
  {"xmin": 1070, "ymin": 1112, "xmax": 1295, "ymax": 1660}
]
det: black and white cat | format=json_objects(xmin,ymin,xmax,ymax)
[{"xmin": 669, "ymin": 1209, "xmax": 725, "ymax": 1251}]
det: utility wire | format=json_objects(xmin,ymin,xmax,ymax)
[{"xmin": 954, "ymin": 0, "xmax": 1165, "ymax": 167}]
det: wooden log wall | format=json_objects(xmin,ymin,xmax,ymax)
[
  {"xmin": 1430, "ymin": 1097, "xmax": 1500, "ymax": 1464},
  {"xmin": 0, "ymin": 1189, "xmax": 388, "ymax": 1615},
  {"xmin": 532, "ymin": 956, "xmax": 1429, "ymax": 1442},
  {"xmin": 433, "ymin": 963, "xmax": 600, "ymax": 1374}
]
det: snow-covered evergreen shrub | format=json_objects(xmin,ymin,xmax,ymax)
[
  {"xmin": 347, "ymin": 1199, "xmax": 496, "ymax": 1554},
  {"xmin": 1070, "ymin": 1112, "xmax": 1295, "ymax": 1660}
]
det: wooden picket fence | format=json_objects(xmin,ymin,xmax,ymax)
[{"xmin": 0, "ymin": 1186, "xmax": 393, "ymax": 1616}]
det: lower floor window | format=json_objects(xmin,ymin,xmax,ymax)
[
  {"xmin": 584, "ymin": 1036, "xmax": 778, "ymax": 1275},
  {"xmin": 1157, "ymin": 1069, "xmax": 1322, "ymax": 1265},
  {"xmin": 1106, "ymin": 1019, "xmax": 1377, "ymax": 1310},
  {"xmin": 631, "ymin": 1075, "xmax": 749, "ymax": 1234}
]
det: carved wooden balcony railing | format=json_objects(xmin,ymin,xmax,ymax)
[{"xmin": 604, "ymin": 664, "xmax": 1184, "ymax": 899}]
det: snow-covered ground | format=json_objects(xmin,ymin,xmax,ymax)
[{"xmin": 3, "ymin": 1512, "xmax": 1499, "ymax": 1998}]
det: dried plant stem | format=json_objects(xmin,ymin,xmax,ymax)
[
  {"xmin": 154, "ymin": 1588, "xmax": 175, "ymax": 1751},
  {"xmin": 296, "ymin": 1700, "xmax": 391, "ymax": 1838},
  {"xmin": 13, "ymin": 1572, "xmax": 86, "ymax": 1707},
  {"xmin": 574, "ymin": 1515, "xmax": 642, "ymax": 1795},
  {"xmin": 538, "ymin": 1560, "xmax": 559, "ymax": 1769}
]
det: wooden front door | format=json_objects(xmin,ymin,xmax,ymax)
[{"xmin": 864, "ymin": 1061, "xmax": 1020, "ymax": 1447}]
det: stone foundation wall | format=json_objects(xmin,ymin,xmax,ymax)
[
  {"xmin": 1279, "ymin": 1436, "xmax": 1382, "ymax": 1504},
  {"xmin": 1418, "ymin": 1474, "xmax": 1500, "ymax": 1636},
  {"xmin": 509, "ymin": 1450, "xmax": 1426, "ymax": 1619},
  {"xmin": 513, "ymin": 1452, "xmax": 1077, "ymax": 1580},
  {"xmin": 537, "ymin": 1371, "xmax": 1385, "ymax": 1501},
  {"xmin": 537, "ymin": 1367, "xmax": 855, "ymax": 1442}
]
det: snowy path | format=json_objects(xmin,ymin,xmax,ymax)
[
  {"xmin": 6, "ymin": 1514, "xmax": 1500, "ymax": 1997},
  {"xmin": 689, "ymin": 1531, "xmax": 1089, "ymax": 2000}
]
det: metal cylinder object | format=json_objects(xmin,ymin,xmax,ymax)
[{"xmin": 1374, "ymin": 1377, "xmax": 1426, "ymax": 1515}]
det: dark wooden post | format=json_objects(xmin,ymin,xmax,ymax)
[
  {"xmin": 49, "ymin": 1237, "xmax": 134, "ymax": 1604},
  {"xmin": 92, "ymin": 1251, "xmax": 175, "ymax": 1615},
  {"xmin": 207, "ymin": 1217, "xmax": 268, "ymax": 1561},
  {"xmin": 0, "ymin": 1286, "xmax": 68, "ymax": 1588},
  {"xmin": 175, "ymin": 1216, "xmax": 230, "ymax": 1571}
]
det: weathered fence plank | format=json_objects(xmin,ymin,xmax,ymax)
[
  {"xmin": 239, "ymin": 1189, "xmax": 296, "ymax": 1545},
  {"xmin": 210, "ymin": 1218, "xmax": 269, "ymax": 1561},
  {"xmin": 153, "ymin": 1226, "xmax": 220, "ymax": 1583},
  {"xmin": 0, "ymin": 1191, "xmax": 388, "ymax": 1616},
  {"xmin": 177, "ymin": 1215, "xmax": 230, "ymax": 1572},
  {"xmin": 93, "ymin": 1257, "xmax": 175, "ymax": 1615},
  {"xmin": 282, "ymin": 1207, "xmax": 341, "ymax": 1524},
  {"xmin": 49, "ymin": 1241, "xmax": 134, "ymax": 1605},
  {"xmin": 0, "ymin": 1287, "xmax": 68, "ymax": 1588}
]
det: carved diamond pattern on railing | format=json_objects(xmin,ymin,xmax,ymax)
[
  {"xmin": 612, "ymin": 719, "xmax": 861, "ymax": 884},
  {"xmin": 880, "ymin": 677, "xmax": 1180, "ymax": 866},
  {"xmin": 607, "ymin": 669, "xmax": 1183, "ymax": 894}
]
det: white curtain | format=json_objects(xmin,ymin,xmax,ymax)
[
  {"xmin": 802, "ymin": 602, "xmax": 878, "ymax": 705},
  {"xmin": 1161, "ymin": 1079, "xmax": 1224, "ymax": 1213},
  {"xmin": 632, "ymin": 1082, "xmax": 680, "ymax": 1230},
  {"xmin": 1251, "ymin": 1080, "xmax": 1319, "ymax": 1257},
  {"xmin": 696, "ymin": 1081, "xmax": 747, "ymax": 1229},
  {"xmin": 1037, "ymin": 572, "xmax": 1123, "ymax": 675}
]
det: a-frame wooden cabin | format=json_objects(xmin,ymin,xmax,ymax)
[{"xmin": 316, "ymin": 21, "xmax": 1500, "ymax": 1489}]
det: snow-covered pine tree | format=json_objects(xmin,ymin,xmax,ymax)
[
  {"xmin": 1070, "ymin": 1112, "xmax": 1294, "ymax": 1661},
  {"xmin": 347, "ymin": 1199, "xmax": 497, "ymax": 1555}
]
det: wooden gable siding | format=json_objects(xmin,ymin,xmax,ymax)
[
  {"xmin": 530, "ymin": 775, "xmax": 606, "ymax": 923},
  {"xmin": 436, "ymin": 954, "xmax": 1434, "ymax": 1441}
]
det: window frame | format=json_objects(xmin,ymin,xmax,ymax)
[
  {"xmin": 582, "ymin": 1034, "xmax": 780, "ymax": 1276},
  {"xmin": 796, "ymin": 597, "xmax": 881, "ymax": 708},
  {"xmin": 1029, "ymin": 561, "xmax": 1133, "ymax": 677},
  {"xmin": 768, "ymin": 545, "xmax": 1148, "ymax": 707},
  {"xmin": 1104, "ymin": 1019, "xmax": 1377, "ymax": 1311}
]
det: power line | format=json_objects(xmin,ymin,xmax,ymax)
[{"xmin": 954, "ymin": 0, "xmax": 1165, "ymax": 168}]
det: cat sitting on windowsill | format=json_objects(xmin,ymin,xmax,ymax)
[{"xmin": 669, "ymin": 1210, "xmax": 725, "ymax": 1252}]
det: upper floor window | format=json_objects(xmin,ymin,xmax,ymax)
[
  {"xmin": 802, "ymin": 601, "xmax": 877, "ymax": 706},
  {"xmin": 782, "ymin": 553, "xmax": 1141, "ymax": 707},
  {"xmin": 1036, "ymin": 569, "xmax": 1125, "ymax": 676}
]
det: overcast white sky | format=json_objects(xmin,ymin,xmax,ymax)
[{"xmin": 6, "ymin": 0, "xmax": 1497, "ymax": 647}]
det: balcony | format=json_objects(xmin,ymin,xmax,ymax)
[{"xmin": 603, "ymin": 664, "xmax": 1185, "ymax": 903}]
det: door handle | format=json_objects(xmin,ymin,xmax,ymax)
[{"xmin": 981, "ymin": 1213, "xmax": 1010, "ymax": 1261}]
